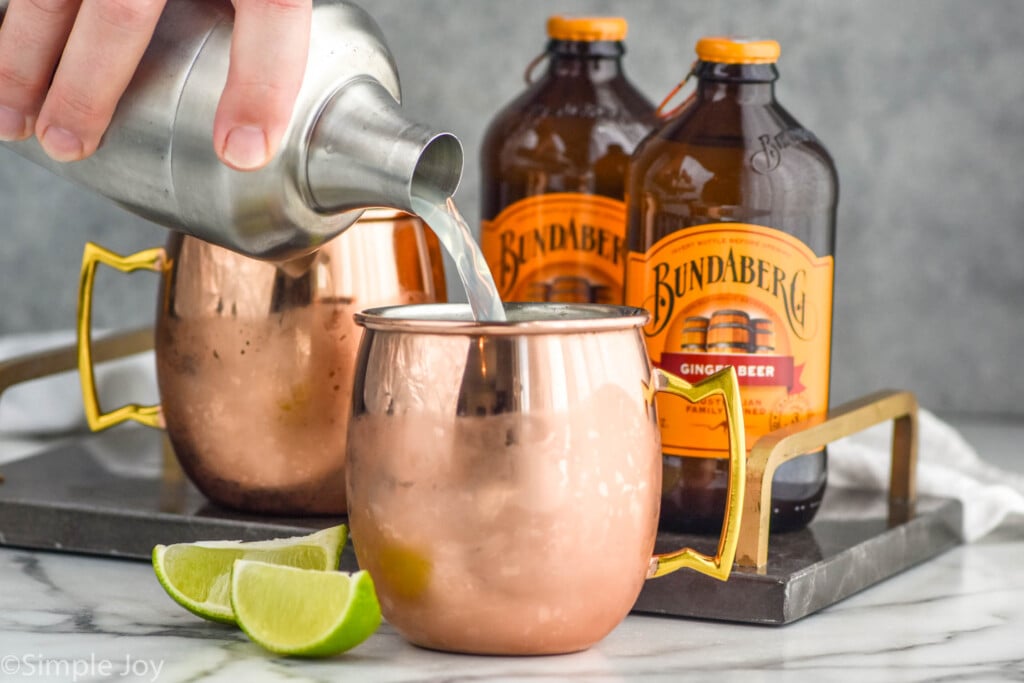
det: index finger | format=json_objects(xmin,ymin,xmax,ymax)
[
  {"xmin": 35, "ymin": 0, "xmax": 167, "ymax": 161},
  {"xmin": 213, "ymin": 0, "xmax": 311, "ymax": 171}
]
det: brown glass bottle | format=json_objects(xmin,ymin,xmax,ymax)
[
  {"xmin": 480, "ymin": 16, "xmax": 656, "ymax": 305},
  {"xmin": 624, "ymin": 38, "xmax": 839, "ymax": 533}
]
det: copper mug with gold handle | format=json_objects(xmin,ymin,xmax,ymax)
[
  {"xmin": 77, "ymin": 210, "xmax": 446, "ymax": 515},
  {"xmin": 345, "ymin": 303, "xmax": 745, "ymax": 655}
]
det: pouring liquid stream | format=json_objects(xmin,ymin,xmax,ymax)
[{"xmin": 411, "ymin": 192, "xmax": 507, "ymax": 322}]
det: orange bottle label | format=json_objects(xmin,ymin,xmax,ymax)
[
  {"xmin": 625, "ymin": 223, "xmax": 834, "ymax": 458},
  {"xmin": 481, "ymin": 193, "xmax": 627, "ymax": 304}
]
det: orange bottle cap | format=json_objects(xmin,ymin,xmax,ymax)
[
  {"xmin": 546, "ymin": 16, "xmax": 628, "ymax": 42},
  {"xmin": 695, "ymin": 36, "xmax": 780, "ymax": 64}
]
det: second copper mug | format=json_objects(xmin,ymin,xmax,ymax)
[
  {"xmin": 345, "ymin": 303, "xmax": 746, "ymax": 655},
  {"xmin": 77, "ymin": 209, "xmax": 446, "ymax": 515}
]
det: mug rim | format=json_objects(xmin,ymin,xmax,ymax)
[{"xmin": 354, "ymin": 302, "xmax": 650, "ymax": 335}]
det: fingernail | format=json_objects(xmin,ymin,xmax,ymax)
[
  {"xmin": 223, "ymin": 125, "xmax": 268, "ymax": 170},
  {"xmin": 0, "ymin": 105, "xmax": 28, "ymax": 141},
  {"xmin": 39, "ymin": 125, "xmax": 84, "ymax": 162}
]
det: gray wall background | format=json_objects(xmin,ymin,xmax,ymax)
[{"xmin": 1, "ymin": 0, "xmax": 1021, "ymax": 416}]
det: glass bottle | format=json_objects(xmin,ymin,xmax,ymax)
[
  {"xmin": 625, "ymin": 37, "xmax": 839, "ymax": 533},
  {"xmin": 480, "ymin": 16, "xmax": 656, "ymax": 304}
]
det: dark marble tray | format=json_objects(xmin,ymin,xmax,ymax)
[
  {"xmin": 0, "ymin": 426, "xmax": 961, "ymax": 625},
  {"xmin": 637, "ymin": 490, "xmax": 961, "ymax": 624}
]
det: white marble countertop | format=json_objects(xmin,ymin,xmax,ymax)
[{"xmin": 1, "ymin": 415, "xmax": 1022, "ymax": 682}]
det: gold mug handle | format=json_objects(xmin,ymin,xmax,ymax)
[
  {"xmin": 644, "ymin": 366, "xmax": 745, "ymax": 581},
  {"xmin": 77, "ymin": 242, "xmax": 167, "ymax": 431}
]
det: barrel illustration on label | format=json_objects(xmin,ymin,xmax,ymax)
[{"xmin": 626, "ymin": 222, "xmax": 834, "ymax": 460}]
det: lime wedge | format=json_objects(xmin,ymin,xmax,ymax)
[
  {"xmin": 231, "ymin": 560, "xmax": 382, "ymax": 657},
  {"xmin": 152, "ymin": 524, "xmax": 346, "ymax": 624}
]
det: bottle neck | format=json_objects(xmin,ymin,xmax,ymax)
[
  {"xmin": 545, "ymin": 40, "xmax": 625, "ymax": 82},
  {"xmin": 694, "ymin": 61, "xmax": 778, "ymax": 105}
]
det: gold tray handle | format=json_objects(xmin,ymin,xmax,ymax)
[
  {"xmin": 646, "ymin": 366, "xmax": 746, "ymax": 581},
  {"xmin": 737, "ymin": 389, "xmax": 919, "ymax": 570},
  {"xmin": 77, "ymin": 242, "xmax": 166, "ymax": 431}
]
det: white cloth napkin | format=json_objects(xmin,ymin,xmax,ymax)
[
  {"xmin": 2, "ymin": 330, "xmax": 1023, "ymax": 541},
  {"xmin": 829, "ymin": 407, "xmax": 1024, "ymax": 542}
]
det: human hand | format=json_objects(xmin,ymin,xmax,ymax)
[{"xmin": 0, "ymin": 0, "xmax": 312, "ymax": 171}]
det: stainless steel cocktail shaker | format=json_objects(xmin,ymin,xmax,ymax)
[{"xmin": 0, "ymin": 0, "xmax": 463, "ymax": 260}]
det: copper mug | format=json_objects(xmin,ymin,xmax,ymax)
[
  {"xmin": 345, "ymin": 303, "xmax": 746, "ymax": 655},
  {"xmin": 77, "ymin": 210, "xmax": 446, "ymax": 515}
]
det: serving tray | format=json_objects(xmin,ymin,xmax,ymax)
[{"xmin": 0, "ymin": 329, "xmax": 961, "ymax": 625}]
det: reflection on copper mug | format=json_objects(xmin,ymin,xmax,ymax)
[
  {"xmin": 77, "ymin": 209, "xmax": 446, "ymax": 515},
  {"xmin": 345, "ymin": 303, "xmax": 745, "ymax": 655}
]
